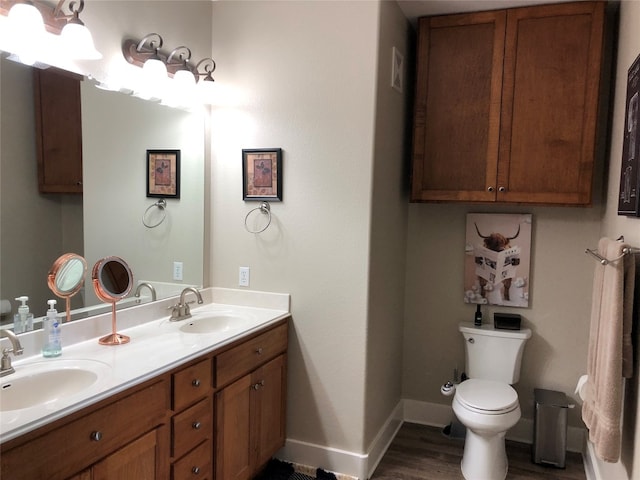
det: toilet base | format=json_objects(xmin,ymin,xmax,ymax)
[{"xmin": 460, "ymin": 429, "xmax": 508, "ymax": 480}]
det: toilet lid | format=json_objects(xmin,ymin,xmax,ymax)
[{"xmin": 455, "ymin": 379, "xmax": 518, "ymax": 413}]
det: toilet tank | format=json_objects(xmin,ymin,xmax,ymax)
[{"xmin": 459, "ymin": 322, "xmax": 531, "ymax": 384}]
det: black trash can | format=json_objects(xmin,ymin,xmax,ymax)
[{"xmin": 532, "ymin": 388, "xmax": 571, "ymax": 468}]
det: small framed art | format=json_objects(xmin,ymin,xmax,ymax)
[
  {"xmin": 147, "ymin": 150, "xmax": 180, "ymax": 199},
  {"xmin": 242, "ymin": 148, "xmax": 283, "ymax": 201}
]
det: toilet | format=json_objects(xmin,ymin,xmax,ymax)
[{"xmin": 452, "ymin": 322, "xmax": 531, "ymax": 480}]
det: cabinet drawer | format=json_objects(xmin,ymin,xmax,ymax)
[
  {"xmin": 1, "ymin": 379, "xmax": 168, "ymax": 480},
  {"xmin": 216, "ymin": 323, "xmax": 288, "ymax": 387},
  {"xmin": 172, "ymin": 439, "xmax": 212, "ymax": 480},
  {"xmin": 173, "ymin": 358, "xmax": 212, "ymax": 411},
  {"xmin": 172, "ymin": 396, "xmax": 213, "ymax": 459}
]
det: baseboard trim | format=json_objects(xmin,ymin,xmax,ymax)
[{"xmin": 278, "ymin": 399, "xmax": 588, "ymax": 479}]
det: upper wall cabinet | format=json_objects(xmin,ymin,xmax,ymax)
[
  {"xmin": 33, "ymin": 68, "xmax": 83, "ymax": 194},
  {"xmin": 410, "ymin": 1, "xmax": 607, "ymax": 205}
]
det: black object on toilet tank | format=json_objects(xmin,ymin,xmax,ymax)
[{"xmin": 493, "ymin": 312, "xmax": 521, "ymax": 330}]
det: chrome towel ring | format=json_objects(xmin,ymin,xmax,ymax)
[
  {"xmin": 244, "ymin": 202, "xmax": 272, "ymax": 233},
  {"xmin": 142, "ymin": 198, "xmax": 167, "ymax": 228}
]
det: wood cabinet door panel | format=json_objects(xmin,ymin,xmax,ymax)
[
  {"xmin": 33, "ymin": 67, "xmax": 83, "ymax": 193},
  {"xmin": 498, "ymin": 1, "xmax": 605, "ymax": 204},
  {"xmin": 215, "ymin": 374, "xmax": 252, "ymax": 480},
  {"xmin": 411, "ymin": 11, "xmax": 505, "ymax": 202},
  {"xmin": 252, "ymin": 354, "xmax": 287, "ymax": 469},
  {"xmin": 92, "ymin": 429, "xmax": 159, "ymax": 480}
]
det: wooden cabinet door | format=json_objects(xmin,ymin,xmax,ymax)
[
  {"xmin": 215, "ymin": 354, "xmax": 287, "ymax": 480},
  {"xmin": 497, "ymin": 1, "xmax": 605, "ymax": 205},
  {"xmin": 215, "ymin": 373, "xmax": 253, "ymax": 480},
  {"xmin": 33, "ymin": 67, "xmax": 83, "ymax": 193},
  {"xmin": 252, "ymin": 355, "xmax": 287, "ymax": 470},
  {"xmin": 92, "ymin": 429, "xmax": 160, "ymax": 480},
  {"xmin": 411, "ymin": 10, "xmax": 505, "ymax": 202}
]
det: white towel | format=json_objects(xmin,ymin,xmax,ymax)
[{"xmin": 582, "ymin": 238, "xmax": 636, "ymax": 462}]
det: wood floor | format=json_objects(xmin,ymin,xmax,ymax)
[{"xmin": 370, "ymin": 423, "xmax": 586, "ymax": 480}]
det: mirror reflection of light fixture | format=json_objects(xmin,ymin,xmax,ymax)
[
  {"xmin": 0, "ymin": 0, "xmax": 101, "ymax": 64},
  {"xmin": 6, "ymin": 1, "xmax": 46, "ymax": 65},
  {"xmin": 123, "ymin": 33, "xmax": 167, "ymax": 99}
]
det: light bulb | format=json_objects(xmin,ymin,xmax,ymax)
[{"xmin": 61, "ymin": 23, "xmax": 102, "ymax": 60}]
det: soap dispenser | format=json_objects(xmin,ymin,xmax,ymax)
[
  {"xmin": 14, "ymin": 296, "xmax": 34, "ymax": 333},
  {"xmin": 42, "ymin": 299, "xmax": 62, "ymax": 357},
  {"xmin": 474, "ymin": 304, "xmax": 482, "ymax": 327}
]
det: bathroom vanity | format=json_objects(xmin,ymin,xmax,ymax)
[{"xmin": 0, "ymin": 289, "xmax": 290, "ymax": 480}]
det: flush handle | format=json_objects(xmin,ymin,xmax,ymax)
[{"xmin": 468, "ymin": 338, "xmax": 475, "ymax": 344}]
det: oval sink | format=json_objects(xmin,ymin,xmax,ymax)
[
  {"xmin": 179, "ymin": 313, "xmax": 253, "ymax": 334},
  {"xmin": 0, "ymin": 359, "xmax": 111, "ymax": 412}
]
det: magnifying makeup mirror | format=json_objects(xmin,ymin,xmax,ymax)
[
  {"xmin": 47, "ymin": 253, "xmax": 88, "ymax": 323},
  {"xmin": 92, "ymin": 256, "xmax": 133, "ymax": 345}
]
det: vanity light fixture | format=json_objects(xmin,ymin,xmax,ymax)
[
  {"xmin": 167, "ymin": 46, "xmax": 196, "ymax": 87},
  {"xmin": 55, "ymin": 0, "xmax": 101, "ymax": 60},
  {"xmin": 195, "ymin": 57, "xmax": 216, "ymax": 103},
  {"xmin": 0, "ymin": 0, "xmax": 102, "ymax": 62},
  {"xmin": 123, "ymin": 33, "xmax": 218, "ymax": 105}
]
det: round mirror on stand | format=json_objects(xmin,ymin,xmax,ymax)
[
  {"xmin": 92, "ymin": 256, "xmax": 133, "ymax": 346},
  {"xmin": 47, "ymin": 253, "xmax": 88, "ymax": 323}
]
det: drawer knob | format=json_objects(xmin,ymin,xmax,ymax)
[
  {"xmin": 252, "ymin": 379, "xmax": 266, "ymax": 390},
  {"xmin": 487, "ymin": 186, "xmax": 494, "ymax": 192},
  {"xmin": 192, "ymin": 421, "xmax": 202, "ymax": 430},
  {"xmin": 90, "ymin": 431, "xmax": 103, "ymax": 442},
  {"xmin": 192, "ymin": 379, "xmax": 201, "ymax": 387},
  {"xmin": 498, "ymin": 186, "xmax": 506, "ymax": 192},
  {"xmin": 255, "ymin": 347, "xmax": 263, "ymax": 355},
  {"xmin": 192, "ymin": 466, "xmax": 200, "ymax": 474}
]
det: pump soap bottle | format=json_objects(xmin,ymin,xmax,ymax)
[
  {"xmin": 474, "ymin": 304, "xmax": 482, "ymax": 327},
  {"xmin": 14, "ymin": 296, "xmax": 34, "ymax": 333},
  {"xmin": 42, "ymin": 299, "xmax": 62, "ymax": 357}
]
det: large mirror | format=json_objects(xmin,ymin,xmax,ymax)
[{"xmin": 0, "ymin": 56, "xmax": 205, "ymax": 327}]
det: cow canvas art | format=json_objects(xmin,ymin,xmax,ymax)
[{"xmin": 464, "ymin": 213, "xmax": 532, "ymax": 308}]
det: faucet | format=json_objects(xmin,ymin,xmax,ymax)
[
  {"xmin": 169, "ymin": 287, "xmax": 204, "ymax": 321},
  {"xmin": 134, "ymin": 282, "xmax": 157, "ymax": 303},
  {"xmin": 1, "ymin": 329, "xmax": 24, "ymax": 377}
]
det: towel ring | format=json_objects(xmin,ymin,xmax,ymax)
[
  {"xmin": 244, "ymin": 202, "xmax": 272, "ymax": 233},
  {"xmin": 142, "ymin": 199, "xmax": 167, "ymax": 228}
]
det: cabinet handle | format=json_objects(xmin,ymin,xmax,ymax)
[
  {"xmin": 487, "ymin": 186, "xmax": 494, "ymax": 192},
  {"xmin": 192, "ymin": 421, "xmax": 202, "ymax": 430},
  {"xmin": 90, "ymin": 431, "xmax": 103, "ymax": 441},
  {"xmin": 498, "ymin": 186, "xmax": 506, "ymax": 192},
  {"xmin": 192, "ymin": 379, "xmax": 201, "ymax": 387},
  {"xmin": 191, "ymin": 466, "xmax": 200, "ymax": 474},
  {"xmin": 255, "ymin": 347, "xmax": 263, "ymax": 355},
  {"xmin": 252, "ymin": 380, "xmax": 265, "ymax": 390}
]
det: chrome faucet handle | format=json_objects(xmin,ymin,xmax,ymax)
[{"xmin": 0, "ymin": 329, "xmax": 24, "ymax": 377}]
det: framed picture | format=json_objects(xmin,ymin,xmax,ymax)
[
  {"xmin": 464, "ymin": 213, "xmax": 533, "ymax": 308},
  {"xmin": 242, "ymin": 148, "xmax": 283, "ymax": 201},
  {"xmin": 147, "ymin": 150, "xmax": 180, "ymax": 199},
  {"xmin": 618, "ymin": 52, "xmax": 640, "ymax": 216}
]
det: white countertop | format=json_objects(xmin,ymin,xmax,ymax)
[{"xmin": 0, "ymin": 287, "xmax": 290, "ymax": 444}]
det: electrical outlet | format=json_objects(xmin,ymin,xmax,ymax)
[
  {"xmin": 173, "ymin": 261, "xmax": 183, "ymax": 281},
  {"xmin": 239, "ymin": 267, "xmax": 250, "ymax": 287}
]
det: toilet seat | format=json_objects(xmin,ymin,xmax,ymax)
[{"xmin": 455, "ymin": 379, "xmax": 519, "ymax": 415}]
